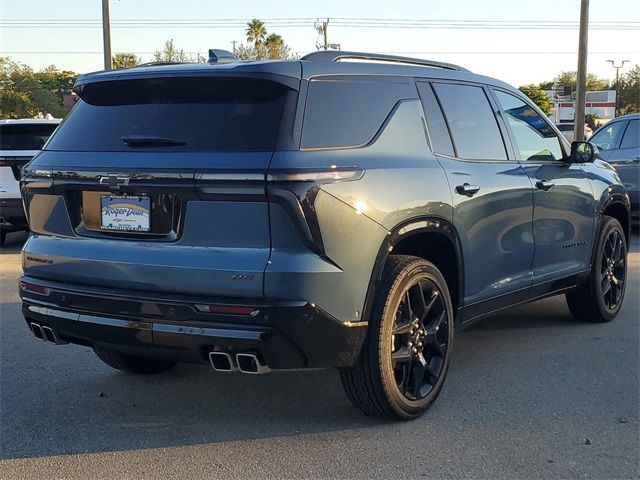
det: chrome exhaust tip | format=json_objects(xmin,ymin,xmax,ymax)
[
  {"xmin": 30, "ymin": 322, "xmax": 44, "ymax": 340},
  {"xmin": 209, "ymin": 351, "xmax": 237, "ymax": 372},
  {"xmin": 236, "ymin": 353, "xmax": 271, "ymax": 374},
  {"xmin": 41, "ymin": 325, "xmax": 67, "ymax": 345}
]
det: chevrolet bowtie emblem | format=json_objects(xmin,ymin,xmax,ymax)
[{"xmin": 99, "ymin": 173, "xmax": 130, "ymax": 190}]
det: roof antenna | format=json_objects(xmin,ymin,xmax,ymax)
[{"xmin": 208, "ymin": 49, "xmax": 238, "ymax": 64}]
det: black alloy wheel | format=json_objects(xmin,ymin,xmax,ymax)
[
  {"xmin": 391, "ymin": 278, "xmax": 449, "ymax": 401},
  {"xmin": 600, "ymin": 229, "xmax": 626, "ymax": 310}
]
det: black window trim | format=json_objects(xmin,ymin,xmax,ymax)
[
  {"xmin": 416, "ymin": 78, "xmax": 517, "ymax": 164},
  {"xmin": 489, "ymin": 86, "xmax": 569, "ymax": 164}
]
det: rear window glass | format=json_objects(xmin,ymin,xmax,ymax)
[
  {"xmin": 301, "ymin": 77, "xmax": 412, "ymax": 149},
  {"xmin": 433, "ymin": 83, "xmax": 507, "ymax": 161},
  {"xmin": 0, "ymin": 124, "xmax": 58, "ymax": 150},
  {"xmin": 46, "ymin": 77, "xmax": 291, "ymax": 152}
]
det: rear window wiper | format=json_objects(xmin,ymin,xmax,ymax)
[{"xmin": 121, "ymin": 135, "xmax": 186, "ymax": 147}]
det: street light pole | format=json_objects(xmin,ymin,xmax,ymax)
[
  {"xmin": 102, "ymin": 0, "xmax": 112, "ymax": 70},
  {"xmin": 574, "ymin": 0, "xmax": 589, "ymax": 142},
  {"xmin": 607, "ymin": 59, "xmax": 630, "ymax": 117}
]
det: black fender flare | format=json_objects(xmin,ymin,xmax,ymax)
[{"xmin": 360, "ymin": 216, "xmax": 465, "ymax": 326}]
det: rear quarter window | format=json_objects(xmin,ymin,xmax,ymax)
[
  {"xmin": 301, "ymin": 77, "xmax": 414, "ymax": 149},
  {"xmin": 0, "ymin": 124, "xmax": 58, "ymax": 150}
]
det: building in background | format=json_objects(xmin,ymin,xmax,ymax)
[{"xmin": 545, "ymin": 89, "xmax": 616, "ymax": 125}]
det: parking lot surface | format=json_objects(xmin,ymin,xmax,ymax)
[{"xmin": 1, "ymin": 231, "xmax": 638, "ymax": 479}]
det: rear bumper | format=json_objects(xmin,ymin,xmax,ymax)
[
  {"xmin": 19, "ymin": 276, "xmax": 367, "ymax": 369},
  {"xmin": 0, "ymin": 198, "xmax": 27, "ymax": 231}
]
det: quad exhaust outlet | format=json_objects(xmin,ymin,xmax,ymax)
[
  {"xmin": 29, "ymin": 322, "xmax": 67, "ymax": 345},
  {"xmin": 209, "ymin": 351, "xmax": 270, "ymax": 374}
]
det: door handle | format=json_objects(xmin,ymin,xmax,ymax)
[
  {"xmin": 633, "ymin": 157, "xmax": 640, "ymax": 163},
  {"xmin": 536, "ymin": 179, "xmax": 555, "ymax": 191},
  {"xmin": 456, "ymin": 183, "xmax": 480, "ymax": 197}
]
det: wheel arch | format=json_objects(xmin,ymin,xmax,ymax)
[
  {"xmin": 599, "ymin": 188, "xmax": 631, "ymax": 243},
  {"xmin": 361, "ymin": 216, "xmax": 464, "ymax": 325}
]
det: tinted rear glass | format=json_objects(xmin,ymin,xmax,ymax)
[
  {"xmin": 0, "ymin": 124, "xmax": 58, "ymax": 150},
  {"xmin": 301, "ymin": 77, "xmax": 413, "ymax": 149},
  {"xmin": 416, "ymin": 82, "xmax": 455, "ymax": 157},
  {"xmin": 46, "ymin": 77, "xmax": 291, "ymax": 152}
]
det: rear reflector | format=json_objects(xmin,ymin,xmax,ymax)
[
  {"xmin": 20, "ymin": 282, "xmax": 51, "ymax": 296},
  {"xmin": 194, "ymin": 304, "xmax": 260, "ymax": 316}
]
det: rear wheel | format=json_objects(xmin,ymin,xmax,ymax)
[
  {"xmin": 340, "ymin": 255, "xmax": 454, "ymax": 420},
  {"xmin": 93, "ymin": 347, "xmax": 177, "ymax": 374},
  {"xmin": 566, "ymin": 216, "xmax": 627, "ymax": 323},
  {"xmin": 0, "ymin": 229, "xmax": 6, "ymax": 247}
]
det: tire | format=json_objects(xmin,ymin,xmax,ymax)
[
  {"xmin": 93, "ymin": 347, "xmax": 177, "ymax": 374},
  {"xmin": 340, "ymin": 255, "xmax": 455, "ymax": 420},
  {"xmin": 566, "ymin": 216, "xmax": 628, "ymax": 323},
  {"xmin": 0, "ymin": 229, "xmax": 6, "ymax": 247}
]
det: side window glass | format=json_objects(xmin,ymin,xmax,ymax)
[
  {"xmin": 416, "ymin": 82, "xmax": 454, "ymax": 157},
  {"xmin": 620, "ymin": 119, "xmax": 639, "ymax": 149},
  {"xmin": 590, "ymin": 121, "xmax": 627, "ymax": 150},
  {"xmin": 301, "ymin": 78, "xmax": 412, "ymax": 149},
  {"xmin": 494, "ymin": 90, "xmax": 563, "ymax": 162},
  {"xmin": 432, "ymin": 83, "xmax": 507, "ymax": 160}
]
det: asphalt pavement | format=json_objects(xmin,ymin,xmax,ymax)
[{"xmin": 1, "ymin": 230, "xmax": 638, "ymax": 479}]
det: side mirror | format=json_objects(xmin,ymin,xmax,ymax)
[{"xmin": 569, "ymin": 141, "xmax": 596, "ymax": 163}]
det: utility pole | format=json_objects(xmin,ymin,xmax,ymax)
[
  {"xmin": 231, "ymin": 40, "xmax": 238, "ymax": 55},
  {"xmin": 607, "ymin": 59, "xmax": 629, "ymax": 117},
  {"xmin": 315, "ymin": 18, "xmax": 329, "ymax": 50},
  {"xmin": 102, "ymin": 0, "xmax": 112, "ymax": 70},
  {"xmin": 323, "ymin": 18, "xmax": 329, "ymax": 50},
  {"xmin": 574, "ymin": 0, "xmax": 589, "ymax": 141}
]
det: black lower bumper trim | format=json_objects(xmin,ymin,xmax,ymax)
[{"xmin": 20, "ymin": 278, "xmax": 367, "ymax": 369}]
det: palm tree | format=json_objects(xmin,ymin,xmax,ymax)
[
  {"xmin": 246, "ymin": 19, "xmax": 267, "ymax": 49},
  {"xmin": 265, "ymin": 33, "xmax": 284, "ymax": 60}
]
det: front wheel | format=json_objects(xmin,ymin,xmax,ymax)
[
  {"xmin": 340, "ymin": 255, "xmax": 454, "ymax": 420},
  {"xmin": 566, "ymin": 216, "xmax": 628, "ymax": 323},
  {"xmin": 93, "ymin": 347, "xmax": 177, "ymax": 374}
]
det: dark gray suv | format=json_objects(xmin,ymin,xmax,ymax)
[{"xmin": 19, "ymin": 51, "xmax": 630, "ymax": 420}]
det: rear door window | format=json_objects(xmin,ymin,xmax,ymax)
[
  {"xmin": 416, "ymin": 82, "xmax": 454, "ymax": 157},
  {"xmin": 620, "ymin": 119, "xmax": 639, "ymax": 149},
  {"xmin": 0, "ymin": 124, "xmax": 58, "ymax": 150},
  {"xmin": 432, "ymin": 83, "xmax": 507, "ymax": 160},
  {"xmin": 46, "ymin": 77, "xmax": 291, "ymax": 152},
  {"xmin": 494, "ymin": 90, "xmax": 563, "ymax": 162}
]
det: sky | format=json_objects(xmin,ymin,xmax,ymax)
[{"xmin": 0, "ymin": 0, "xmax": 639, "ymax": 87}]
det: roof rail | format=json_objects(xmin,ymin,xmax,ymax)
[
  {"xmin": 135, "ymin": 61, "xmax": 188, "ymax": 68},
  {"xmin": 300, "ymin": 50, "xmax": 469, "ymax": 72}
]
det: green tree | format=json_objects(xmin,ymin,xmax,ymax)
[
  {"xmin": 616, "ymin": 64, "xmax": 640, "ymax": 114},
  {"xmin": 154, "ymin": 39, "xmax": 190, "ymax": 63},
  {"xmin": 265, "ymin": 33, "xmax": 284, "ymax": 60},
  {"xmin": 540, "ymin": 71, "xmax": 609, "ymax": 91},
  {"xmin": 0, "ymin": 57, "xmax": 76, "ymax": 118},
  {"xmin": 246, "ymin": 19, "xmax": 267, "ymax": 49},
  {"xmin": 518, "ymin": 84, "xmax": 553, "ymax": 115},
  {"xmin": 112, "ymin": 53, "xmax": 141, "ymax": 69}
]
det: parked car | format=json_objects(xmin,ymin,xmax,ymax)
[
  {"xmin": 555, "ymin": 122, "xmax": 592, "ymax": 142},
  {"xmin": 19, "ymin": 50, "xmax": 630, "ymax": 420},
  {"xmin": 590, "ymin": 114, "xmax": 639, "ymax": 222},
  {"xmin": 0, "ymin": 118, "xmax": 60, "ymax": 246}
]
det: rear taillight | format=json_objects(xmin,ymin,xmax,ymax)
[{"xmin": 20, "ymin": 281, "xmax": 52, "ymax": 296}]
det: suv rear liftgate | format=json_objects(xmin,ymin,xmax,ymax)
[{"xmin": 20, "ymin": 69, "xmax": 368, "ymax": 371}]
